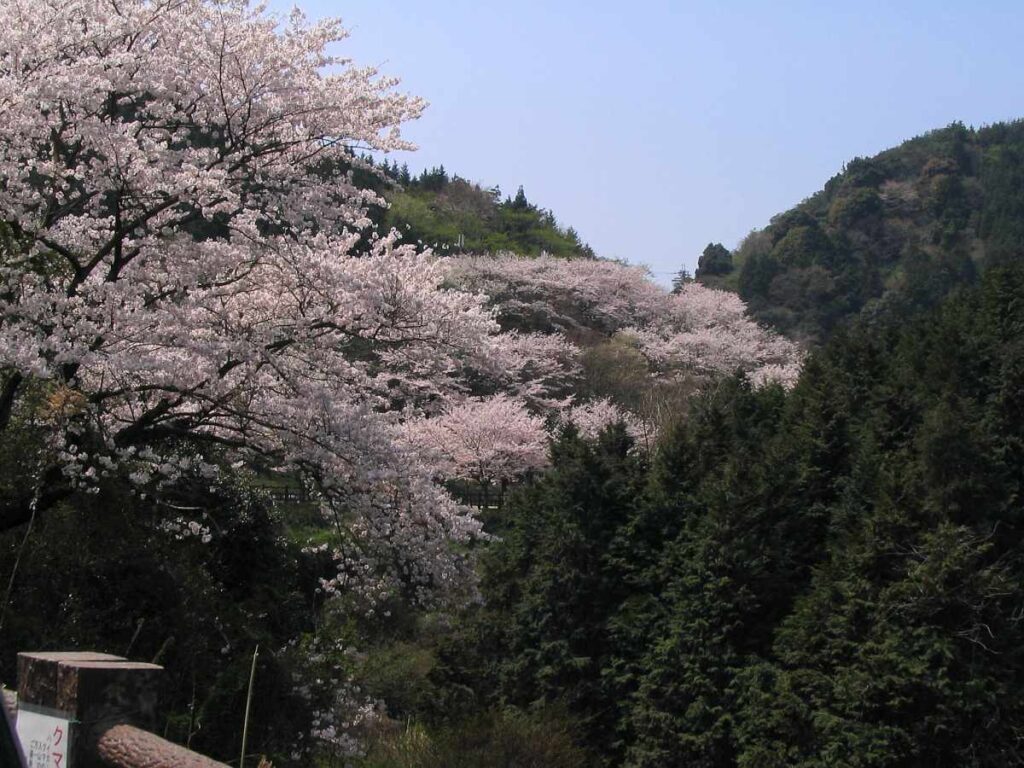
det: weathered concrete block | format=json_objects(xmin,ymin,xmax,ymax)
[
  {"xmin": 17, "ymin": 652, "xmax": 123, "ymax": 709},
  {"xmin": 17, "ymin": 652, "xmax": 164, "ymax": 768}
]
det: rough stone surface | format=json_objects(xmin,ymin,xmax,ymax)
[
  {"xmin": 15, "ymin": 652, "xmax": 223, "ymax": 767},
  {"xmin": 97, "ymin": 724, "xmax": 229, "ymax": 768},
  {"xmin": 2, "ymin": 687, "xmax": 16, "ymax": 715},
  {"xmin": 17, "ymin": 652, "xmax": 166, "ymax": 768},
  {"xmin": 59, "ymin": 660, "xmax": 164, "ymax": 767},
  {"xmin": 17, "ymin": 652, "xmax": 123, "ymax": 708},
  {"xmin": 2, "ymin": 686, "xmax": 26, "ymax": 768}
]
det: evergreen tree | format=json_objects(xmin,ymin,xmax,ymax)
[
  {"xmin": 695, "ymin": 243, "xmax": 734, "ymax": 278},
  {"xmin": 670, "ymin": 267, "xmax": 693, "ymax": 293},
  {"xmin": 511, "ymin": 185, "xmax": 530, "ymax": 210},
  {"xmin": 433, "ymin": 265, "xmax": 1024, "ymax": 766}
]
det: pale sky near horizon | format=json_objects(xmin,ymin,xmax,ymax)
[{"xmin": 271, "ymin": 0, "xmax": 1024, "ymax": 285}]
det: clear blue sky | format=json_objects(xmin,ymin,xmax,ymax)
[{"xmin": 272, "ymin": 0, "xmax": 1024, "ymax": 284}]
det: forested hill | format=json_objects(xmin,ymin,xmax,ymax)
[
  {"xmin": 695, "ymin": 120, "xmax": 1024, "ymax": 343},
  {"xmin": 356, "ymin": 157, "xmax": 595, "ymax": 258}
]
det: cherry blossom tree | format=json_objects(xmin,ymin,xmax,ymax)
[
  {"xmin": 0, "ymin": 0, "xmax": 804, "ymax": 603},
  {"xmin": 450, "ymin": 253, "xmax": 666, "ymax": 335},
  {"xmin": 448, "ymin": 254, "xmax": 802, "ymax": 450},
  {"xmin": 560, "ymin": 397, "xmax": 651, "ymax": 447},
  {"xmin": 0, "ymin": 0, "xmax": 516, "ymax": 598},
  {"xmin": 473, "ymin": 330, "xmax": 581, "ymax": 410},
  {"xmin": 399, "ymin": 394, "xmax": 549, "ymax": 506},
  {"xmin": 624, "ymin": 282, "xmax": 803, "ymax": 387},
  {"xmin": 451, "ymin": 254, "xmax": 803, "ymax": 390}
]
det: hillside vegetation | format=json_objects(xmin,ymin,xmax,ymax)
[
  {"xmin": 346, "ymin": 124, "xmax": 1024, "ymax": 766},
  {"xmin": 697, "ymin": 121, "xmax": 1024, "ymax": 342},
  {"xmin": 423, "ymin": 265, "xmax": 1024, "ymax": 766},
  {"xmin": 359, "ymin": 159, "xmax": 595, "ymax": 258},
  {"xmin": 3, "ymin": 5, "xmax": 1023, "ymax": 762}
]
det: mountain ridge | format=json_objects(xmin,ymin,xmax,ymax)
[{"xmin": 696, "ymin": 119, "xmax": 1024, "ymax": 343}]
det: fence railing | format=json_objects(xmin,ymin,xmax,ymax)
[
  {"xmin": 251, "ymin": 473, "xmax": 540, "ymax": 511},
  {"xmin": 4, "ymin": 651, "xmax": 229, "ymax": 768}
]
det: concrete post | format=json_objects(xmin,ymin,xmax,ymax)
[{"xmin": 16, "ymin": 651, "xmax": 162, "ymax": 768}]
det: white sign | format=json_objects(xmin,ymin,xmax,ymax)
[{"xmin": 16, "ymin": 703, "xmax": 72, "ymax": 768}]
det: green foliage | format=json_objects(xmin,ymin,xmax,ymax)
[
  {"xmin": 430, "ymin": 426, "xmax": 646, "ymax": 762},
  {"xmin": 696, "ymin": 242, "xmax": 734, "ymax": 278},
  {"xmin": 670, "ymin": 267, "xmax": 693, "ymax": 293},
  {"xmin": 0, "ymin": 469, "xmax": 328, "ymax": 765},
  {"xmin": 7, "ymin": 114, "xmax": 1024, "ymax": 768},
  {"xmin": 579, "ymin": 337, "xmax": 652, "ymax": 411},
  {"xmin": 359, "ymin": 641, "xmax": 440, "ymax": 721},
  {"xmin": 681, "ymin": 241, "xmax": 734, "ymax": 293},
  {"xmin": 430, "ymin": 266, "xmax": 1024, "ymax": 765},
  {"xmin": 826, "ymin": 188, "xmax": 883, "ymax": 232},
  {"xmin": 378, "ymin": 172, "xmax": 593, "ymax": 258},
  {"xmin": 735, "ymin": 120, "xmax": 1024, "ymax": 342},
  {"xmin": 356, "ymin": 708, "xmax": 587, "ymax": 768}
]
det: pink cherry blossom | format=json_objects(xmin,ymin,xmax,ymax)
[
  {"xmin": 561, "ymin": 397, "xmax": 652, "ymax": 447},
  {"xmin": 0, "ymin": 0, "xmax": 498, "ymax": 599},
  {"xmin": 399, "ymin": 394, "xmax": 549, "ymax": 486},
  {"xmin": 0, "ymin": 0, "xmax": 803, "ymax": 605},
  {"xmin": 451, "ymin": 254, "xmax": 802, "ymax": 390}
]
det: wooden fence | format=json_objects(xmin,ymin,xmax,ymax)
[
  {"xmin": 253, "ymin": 478, "xmax": 531, "ymax": 510},
  {"xmin": 2, "ymin": 651, "xmax": 229, "ymax": 767}
]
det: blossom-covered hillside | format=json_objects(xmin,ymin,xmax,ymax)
[{"xmin": 0, "ymin": 1, "xmax": 798, "ymax": 764}]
